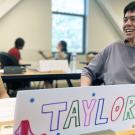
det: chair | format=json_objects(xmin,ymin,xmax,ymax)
[
  {"xmin": 0, "ymin": 52, "xmax": 30, "ymax": 97},
  {"xmin": 67, "ymin": 52, "xmax": 71, "ymax": 64},
  {"xmin": 54, "ymin": 52, "xmax": 72, "ymax": 88},
  {"xmin": 79, "ymin": 51, "xmax": 98, "ymax": 65},
  {"xmin": 86, "ymin": 51, "xmax": 98, "ymax": 64},
  {"xmin": 0, "ymin": 52, "xmax": 19, "ymax": 68},
  {"xmin": 87, "ymin": 51, "xmax": 98, "ymax": 55}
]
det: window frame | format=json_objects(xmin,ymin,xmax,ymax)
[{"xmin": 52, "ymin": 0, "xmax": 87, "ymax": 54}]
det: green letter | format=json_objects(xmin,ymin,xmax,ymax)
[
  {"xmin": 123, "ymin": 96, "xmax": 135, "ymax": 120},
  {"xmin": 63, "ymin": 100, "xmax": 80, "ymax": 129}
]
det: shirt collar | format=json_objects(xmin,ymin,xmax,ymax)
[{"xmin": 124, "ymin": 39, "xmax": 135, "ymax": 48}]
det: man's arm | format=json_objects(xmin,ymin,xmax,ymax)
[
  {"xmin": 81, "ymin": 75, "xmax": 92, "ymax": 86},
  {"xmin": 0, "ymin": 77, "xmax": 9, "ymax": 98}
]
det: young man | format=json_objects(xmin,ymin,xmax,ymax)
[
  {"xmin": 81, "ymin": 1, "xmax": 135, "ymax": 86},
  {"xmin": 0, "ymin": 77, "xmax": 9, "ymax": 98},
  {"xmin": 8, "ymin": 37, "xmax": 25, "ymax": 62}
]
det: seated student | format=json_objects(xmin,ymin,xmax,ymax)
[
  {"xmin": 0, "ymin": 77, "xmax": 9, "ymax": 98},
  {"xmin": 54, "ymin": 40, "xmax": 69, "ymax": 60},
  {"xmin": 39, "ymin": 40, "xmax": 69, "ymax": 61},
  {"xmin": 81, "ymin": 1, "xmax": 135, "ymax": 86},
  {"xmin": 38, "ymin": 40, "xmax": 69, "ymax": 88},
  {"xmin": 8, "ymin": 38, "xmax": 29, "ymax": 95},
  {"xmin": 8, "ymin": 37, "xmax": 25, "ymax": 63}
]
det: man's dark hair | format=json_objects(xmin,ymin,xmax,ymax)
[
  {"xmin": 15, "ymin": 38, "xmax": 25, "ymax": 48},
  {"xmin": 124, "ymin": 1, "xmax": 135, "ymax": 16},
  {"xmin": 60, "ymin": 40, "xmax": 67, "ymax": 52}
]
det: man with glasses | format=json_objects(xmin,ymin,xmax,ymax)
[{"xmin": 81, "ymin": 1, "xmax": 135, "ymax": 86}]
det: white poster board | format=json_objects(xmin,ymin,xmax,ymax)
[
  {"xmin": 38, "ymin": 60, "xmax": 69, "ymax": 72},
  {"xmin": 14, "ymin": 85, "xmax": 135, "ymax": 135}
]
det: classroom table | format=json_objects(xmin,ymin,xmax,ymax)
[{"xmin": 1, "ymin": 69, "xmax": 81, "ymax": 87}]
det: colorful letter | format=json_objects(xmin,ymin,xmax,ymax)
[
  {"xmin": 95, "ymin": 98, "xmax": 108, "ymax": 125},
  {"xmin": 42, "ymin": 102, "xmax": 67, "ymax": 131},
  {"xmin": 111, "ymin": 97, "xmax": 124, "ymax": 121},
  {"xmin": 82, "ymin": 99, "xmax": 96, "ymax": 126},
  {"xmin": 123, "ymin": 96, "xmax": 135, "ymax": 120},
  {"xmin": 63, "ymin": 100, "xmax": 80, "ymax": 129},
  {"xmin": 14, "ymin": 120, "xmax": 35, "ymax": 135}
]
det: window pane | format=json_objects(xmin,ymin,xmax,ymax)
[
  {"xmin": 52, "ymin": 14, "xmax": 83, "ymax": 53},
  {"xmin": 52, "ymin": 0, "xmax": 84, "ymax": 14}
]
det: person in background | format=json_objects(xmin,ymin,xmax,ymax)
[
  {"xmin": 38, "ymin": 40, "xmax": 69, "ymax": 88},
  {"xmin": 8, "ymin": 38, "xmax": 29, "ymax": 95},
  {"xmin": 39, "ymin": 40, "xmax": 69, "ymax": 61},
  {"xmin": 0, "ymin": 77, "xmax": 9, "ymax": 98},
  {"xmin": 8, "ymin": 37, "xmax": 25, "ymax": 63},
  {"xmin": 81, "ymin": 1, "xmax": 135, "ymax": 86},
  {"xmin": 54, "ymin": 40, "xmax": 68, "ymax": 60}
]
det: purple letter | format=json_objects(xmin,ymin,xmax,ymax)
[
  {"xmin": 95, "ymin": 98, "xmax": 108, "ymax": 125},
  {"xmin": 42, "ymin": 102, "xmax": 67, "ymax": 131}
]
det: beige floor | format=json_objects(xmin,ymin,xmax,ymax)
[{"xmin": 31, "ymin": 79, "xmax": 80, "ymax": 89}]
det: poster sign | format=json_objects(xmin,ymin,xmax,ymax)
[{"xmin": 14, "ymin": 85, "xmax": 135, "ymax": 135}]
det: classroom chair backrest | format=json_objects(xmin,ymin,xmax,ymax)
[
  {"xmin": 0, "ymin": 52, "xmax": 19, "ymax": 68},
  {"xmin": 86, "ymin": 51, "xmax": 98, "ymax": 64},
  {"xmin": 67, "ymin": 52, "xmax": 72, "ymax": 64}
]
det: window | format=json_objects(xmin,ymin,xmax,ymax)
[{"xmin": 52, "ymin": 0, "xmax": 86, "ymax": 53}]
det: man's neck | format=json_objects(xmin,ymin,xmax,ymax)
[{"xmin": 125, "ymin": 39, "xmax": 135, "ymax": 47}]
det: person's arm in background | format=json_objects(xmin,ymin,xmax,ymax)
[
  {"xmin": 0, "ymin": 77, "xmax": 9, "ymax": 98},
  {"xmin": 38, "ymin": 50, "xmax": 53, "ymax": 59}
]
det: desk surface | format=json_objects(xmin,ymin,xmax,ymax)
[{"xmin": 1, "ymin": 69, "xmax": 81, "ymax": 82}]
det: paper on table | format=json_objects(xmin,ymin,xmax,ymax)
[
  {"xmin": 0, "ymin": 98, "xmax": 16, "ymax": 122},
  {"xmin": 38, "ymin": 60, "xmax": 69, "ymax": 72},
  {"xmin": 0, "ymin": 98, "xmax": 15, "ymax": 135}
]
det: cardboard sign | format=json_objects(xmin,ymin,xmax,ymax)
[{"xmin": 14, "ymin": 85, "xmax": 135, "ymax": 135}]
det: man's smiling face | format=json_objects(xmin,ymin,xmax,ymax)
[{"xmin": 123, "ymin": 11, "xmax": 135, "ymax": 43}]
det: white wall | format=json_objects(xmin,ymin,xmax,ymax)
[
  {"xmin": 0, "ymin": 0, "xmax": 51, "ymax": 62},
  {"xmin": 87, "ymin": 0, "xmax": 120, "ymax": 52},
  {"xmin": 87, "ymin": 0, "xmax": 134, "ymax": 52}
]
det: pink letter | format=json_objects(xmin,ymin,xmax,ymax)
[
  {"xmin": 111, "ymin": 97, "xmax": 124, "ymax": 121},
  {"xmin": 82, "ymin": 99, "xmax": 96, "ymax": 126}
]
